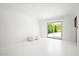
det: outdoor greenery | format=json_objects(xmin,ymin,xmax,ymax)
[{"xmin": 48, "ymin": 22, "xmax": 62, "ymax": 33}]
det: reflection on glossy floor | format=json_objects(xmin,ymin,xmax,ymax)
[{"xmin": 0, "ymin": 38, "xmax": 79, "ymax": 56}]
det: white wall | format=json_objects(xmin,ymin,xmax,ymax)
[{"xmin": 0, "ymin": 4, "xmax": 40, "ymax": 47}]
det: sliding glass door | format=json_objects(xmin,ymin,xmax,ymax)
[{"xmin": 47, "ymin": 22, "xmax": 62, "ymax": 39}]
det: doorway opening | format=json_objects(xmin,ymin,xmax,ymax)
[{"xmin": 47, "ymin": 22, "xmax": 62, "ymax": 40}]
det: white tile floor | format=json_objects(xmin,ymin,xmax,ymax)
[{"xmin": 0, "ymin": 38, "xmax": 79, "ymax": 56}]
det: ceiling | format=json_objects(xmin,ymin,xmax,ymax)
[{"xmin": 0, "ymin": 3, "xmax": 79, "ymax": 19}]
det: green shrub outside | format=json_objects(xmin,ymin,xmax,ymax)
[{"xmin": 48, "ymin": 23, "xmax": 61, "ymax": 33}]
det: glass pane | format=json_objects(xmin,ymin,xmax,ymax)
[{"xmin": 47, "ymin": 22, "xmax": 62, "ymax": 39}]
